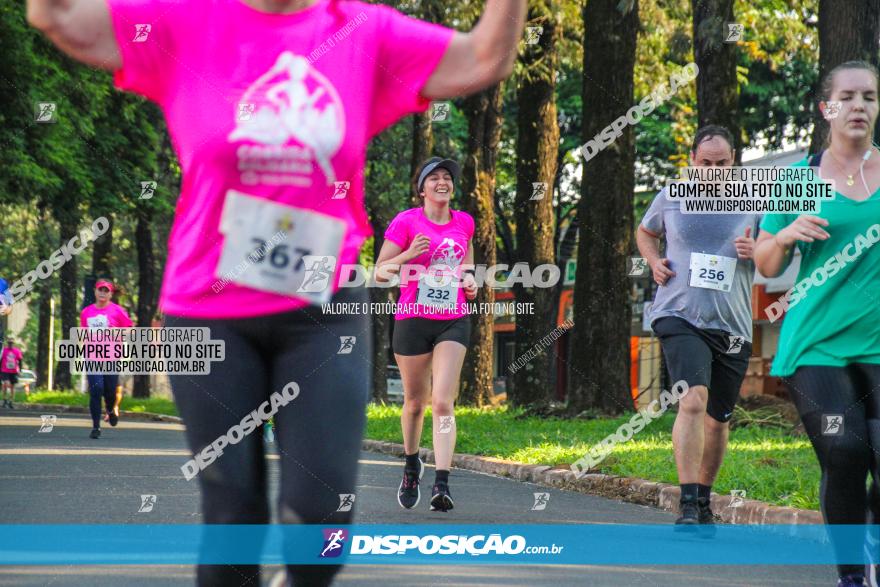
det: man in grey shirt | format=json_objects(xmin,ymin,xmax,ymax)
[{"xmin": 636, "ymin": 125, "xmax": 758, "ymax": 526}]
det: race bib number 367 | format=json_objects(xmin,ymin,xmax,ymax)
[{"xmin": 216, "ymin": 190, "xmax": 344, "ymax": 304}]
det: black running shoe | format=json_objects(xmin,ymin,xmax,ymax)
[
  {"xmin": 90, "ymin": 428, "xmax": 101, "ymax": 439},
  {"xmin": 108, "ymin": 409, "xmax": 118, "ymax": 427},
  {"xmin": 7, "ymin": 400, "xmax": 13, "ymax": 409},
  {"xmin": 675, "ymin": 498, "xmax": 699, "ymax": 525},
  {"xmin": 397, "ymin": 458, "xmax": 424, "ymax": 509},
  {"xmin": 697, "ymin": 497, "xmax": 714, "ymax": 524},
  {"xmin": 838, "ymin": 575, "xmax": 866, "ymax": 586},
  {"xmin": 430, "ymin": 481, "xmax": 454, "ymax": 512}
]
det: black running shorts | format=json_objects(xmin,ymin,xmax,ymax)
[
  {"xmin": 652, "ymin": 316, "xmax": 751, "ymax": 423},
  {"xmin": 392, "ymin": 316, "xmax": 471, "ymax": 356}
]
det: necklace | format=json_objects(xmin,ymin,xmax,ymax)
[{"xmin": 826, "ymin": 148, "xmax": 865, "ymax": 186}]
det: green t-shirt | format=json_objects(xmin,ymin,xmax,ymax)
[{"xmin": 760, "ymin": 159, "xmax": 880, "ymax": 377}]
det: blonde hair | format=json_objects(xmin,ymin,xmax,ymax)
[{"xmin": 820, "ymin": 61, "xmax": 879, "ymax": 146}]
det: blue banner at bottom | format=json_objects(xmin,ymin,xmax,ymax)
[{"xmin": 1, "ymin": 524, "xmax": 878, "ymax": 565}]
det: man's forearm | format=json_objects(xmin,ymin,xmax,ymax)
[{"xmin": 636, "ymin": 228, "xmax": 662, "ymax": 266}]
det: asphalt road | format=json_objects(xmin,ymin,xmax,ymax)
[{"xmin": 0, "ymin": 411, "xmax": 835, "ymax": 586}]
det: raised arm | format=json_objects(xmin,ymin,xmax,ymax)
[
  {"xmin": 422, "ymin": 0, "xmax": 527, "ymax": 100},
  {"xmin": 27, "ymin": 0, "xmax": 121, "ymax": 70},
  {"xmin": 754, "ymin": 215, "xmax": 829, "ymax": 278}
]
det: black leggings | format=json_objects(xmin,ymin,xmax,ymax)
[
  {"xmin": 167, "ymin": 287, "xmax": 370, "ymax": 587},
  {"xmin": 86, "ymin": 374, "xmax": 118, "ymax": 429},
  {"xmin": 784, "ymin": 364, "xmax": 880, "ymax": 578}
]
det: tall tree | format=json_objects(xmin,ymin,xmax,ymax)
[
  {"xmin": 692, "ymin": 0, "xmax": 741, "ymax": 159},
  {"xmin": 91, "ymin": 216, "xmax": 113, "ymax": 278},
  {"xmin": 365, "ymin": 120, "xmax": 412, "ymax": 402},
  {"xmin": 53, "ymin": 206, "xmax": 79, "ymax": 390},
  {"xmin": 810, "ymin": 0, "xmax": 880, "ymax": 152},
  {"xmin": 407, "ymin": 0, "xmax": 445, "ymax": 206},
  {"xmin": 568, "ymin": 0, "xmax": 639, "ymax": 416},
  {"xmin": 459, "ymin": 83, "xmax": 503, "ymax": 406},
  {"xmin": 511, "ymin": 2, "xmax": 561, "ymax": 407}
]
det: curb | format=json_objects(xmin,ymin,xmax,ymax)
[
  {"xmin": 362, "ymin": 439, "xmax": 823, "ymax": 525},
  {"xmin": 11, "ymin": 402, "xmax": 183, "ymax": 424}
]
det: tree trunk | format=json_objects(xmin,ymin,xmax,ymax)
[
  {"xmin": 54, "ymin": 210, "xmax": 79, "ymax": 391},
  {"xmin": 810, "ymin": 0, "xmax": 880, "ymax": 152},
  {"xmin": 91, "ymin": 215, "xmax": 113, "ymax": 278},
  {"xmin": 369, "ymin": 230, "xmax": 391, "ymax": 404},
  {"xmin": 36, "ymin": 286, "xmax": 51, "ymax": 388},
  {"xmin": 409, "ymin": 0, "xmax": 443, "ymax": 207},
  {"xmin": 568, "ymin": 0, "xmax": 639, "ymax": 416},
  {"xmin": 410, "ymin": 112, "xmax": 434, "ymax": 207},
  {"xmin": 132, "ymin": 208, "xmax": 156, "ymax": 398},
  {"xmin": 35, "ymin": 205, "xmax": 52, "ymax": 387},
  {"xmin": 459, "ymin": 83, "xmax": 503, "ymax": 406},
  {"xmin": 511, "ymin": 2, "xmax": 560, "ymax": 407},
  {"xmin": 692, "ymin": 0, "xmax": 741, "ymax": 161}
]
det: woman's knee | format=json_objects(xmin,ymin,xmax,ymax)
[
  {"xmin": 431, "ymin": 397, "xmax": 454, "ymax": 416},
  {"xmin": 403, "ymin": 396, "xmax": 427, "ymax": 415}
]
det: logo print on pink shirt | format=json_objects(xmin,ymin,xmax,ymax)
[
  {"xmin": 229, "ymin": 52, "xmax": 345, "ymax": 187},
  {"xmin": 430, "ymin": 238, "xmax": 465, "ymax": 269}
]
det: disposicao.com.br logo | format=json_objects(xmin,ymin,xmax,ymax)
[{"xmin": 332, "ymin": 533, "xmax": 563, "ymax": 557}]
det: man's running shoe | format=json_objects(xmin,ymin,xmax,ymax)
[
  {"xmin": 6, "ymin": 400, "xmax": 13, "ymax": 409},
  {"xmin": 675, "ymin": 498, "xmax": 700, "ymax": 525},
  {"xmin": 430, "ymin": 481, "xmax": 454, "ymax": 512},
  {"xmin": 397, "ymin": 458, "xmax": 424, "ymax": 510},
  {"xmin": 1, "ymin": 399, "xmax": 8, "ymax": 408},
  {"xmin": 838, "ymin": 575, "xmax": 865, "ymax": 586},
  {"xmin": 697, "ymin": 496, "xmax": 715, "ymax": 524},
  {"xmin": 89, "ymin": 428, "xmax": 101, "ymax": 439}
]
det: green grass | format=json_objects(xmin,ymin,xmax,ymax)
[
  {"xmin": 366, "ymin": 403, "xmax": 820, "ymax": 511},
  {"xmin": 14, "ymin": 390, "xmax": 819, "ymax": 510},
  {"xmin": 16, "ymin": 388, "xmax": 178, "ymax": 417}
]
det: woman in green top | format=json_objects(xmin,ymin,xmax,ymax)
[{"xmin": 756, "ymin": 61, "xmax": 880, "ymax": 587}]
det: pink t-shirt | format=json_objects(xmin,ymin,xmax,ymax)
[
  {"xmin": 107, "ymin": 0, "xmax": 455, "ymax": 319},
  {"xmin": 80, "ymin": 303, "xmax": 134, "ymax": 361},
  {"xmin": 384, "ymin": 207, "xmax": 475, "ymax": 320},
  {"xmin": 0, "ymin": 348, "xmax": 22, "ymax": 373},
  {"xmin": 80, "ymin": 303, "xmax": 135, "ymax": 329}
]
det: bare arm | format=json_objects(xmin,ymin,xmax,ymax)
[
  {"xmin": 422, "ymin": 0, "xmax": 527, "ymax": 100},
  {"xmin": 28, "ymin": 0, "xmax": 121, "ymax": 70},
  {"xmin": 375, "ymin": 235, "xmax": 430, "ymax": 283},
  {"xmin": 636, "ymin": 226, "xmax": 675, "ymax": 286},
  {"xmin": 754, "ymin": 215, "xmax": 830, "ymax": 277}
]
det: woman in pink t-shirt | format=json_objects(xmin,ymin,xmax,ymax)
[
  {"xmin": 29, "ymin": 0, "xmax": 524, "ymax": 584},
  {"xmin": 376, "ymin": 157, "xmax": 477, "ymax": 512},
  {"xmin": 80, "ymin": 280, "xmax": 134, "ymax": 439},
  {"xmin": 0, "ymin": 340, "xmax": 24, "ymax": 409}
]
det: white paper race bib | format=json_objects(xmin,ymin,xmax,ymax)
[
  {"xmin": 5, "ymin": 355, "xmax": 15, "ymax": 370},
  {"xmin": 86, "ymin": 315, "xmax": 109, "ymax": 329},
  {"xmin": 216, "ymin": 190, "xmax": 345, "ymax": 304},
  {"xmin": 416, "ymin": 271, "xmax": 458, "ymax": 309},
  {"xmin": 689, "ymin": 252, "xmax": 737, "ymax": 292}
]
